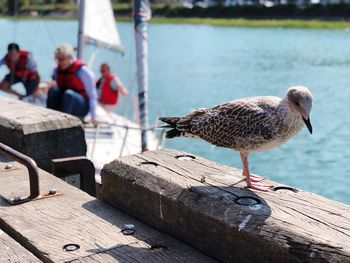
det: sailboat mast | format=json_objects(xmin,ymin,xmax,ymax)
[
  {"xmin": 133, "ymin": 0, "xmax": 151, "ymax": 152},
  {"xmin": 77, "ymin": 0, "xmax": 85, "ymax": 59}
]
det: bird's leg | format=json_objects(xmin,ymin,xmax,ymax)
[{"xmin": 240, "ymin": 152, "xmax": 272, "ymax": 191}]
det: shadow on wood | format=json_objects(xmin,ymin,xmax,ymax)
[
  {"xmin": 81, "ymin": 199, "xmax": 218, "ymax": 263},
  {"xmin": 0, "ymin": 154, "xmax": 216, "ymax": 263}
]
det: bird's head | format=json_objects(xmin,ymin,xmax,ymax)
[{"xmin": 286, "ymin": 86, "xmax": 313, "ymax": 134}]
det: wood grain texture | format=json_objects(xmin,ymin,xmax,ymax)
[
  {"xmin": 101, "ymin": 149, "xmax": 350, "ymax": 263},
  {"xmin": 0, "ymin": 96, "xmax": 86, "ymax": 172},
  {"xmin": 0, "ymin": 155, "xmax": 217, "ymax": 263},
  {"xmin": 0, "ymin": 227, "xmax": 42, "ymax": 262}
]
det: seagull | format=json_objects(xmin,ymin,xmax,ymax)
[{"xmin": 159, "ymin": 86, "xmax": 313, "ymax": 191}]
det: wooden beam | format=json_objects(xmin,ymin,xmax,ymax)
[
  {"xmin": 0, "ymin": 155, "xmax": 216, "ymax": 263},
  {"xmin": 0, "ymin": 97, "xmax": 86, "ymax": 172},
  {"xmin": 100, "ymin": 149, "xmax": 350, "ymax": 262}
]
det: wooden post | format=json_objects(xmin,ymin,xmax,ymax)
[
  {"xmin": 0, "ymin": 97, "xmax": 86, "ymax": 172},
  {"xmin": 100, "ymin": 149, "xmax": 350, "ymax": 263}
]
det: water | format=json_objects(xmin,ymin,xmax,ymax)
[{"xmin": 0, "ymin": 19, "xmax": 349, "ymax": 204}]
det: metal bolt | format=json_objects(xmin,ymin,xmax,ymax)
[
  {"xmin": 122, "ymin": 223, "xmax": 136, "ymax": 235},
  {"xmin": 48, "ymin": 188, "xmax": 57, "ymax": 195},
  {"xmin": 63, "ymin": 244, "xmax": 80, "ymax": 252},
  {"xmin": 13, "ymin": 196, "xmax": 21, "ymax": 202},
  {"xmin": 5, "ymin": 164, "xmax": 12, "ymax": 169}
]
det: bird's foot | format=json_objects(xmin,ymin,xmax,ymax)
[
  {"xmin": 249, "ymin": 173, "xmax": 266, "ymax": 183},
  {"xmin": 246, "ymin": 181, "xmax": 273, "ymax": 192}
]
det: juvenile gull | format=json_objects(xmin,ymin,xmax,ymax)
[{"xmin": 159, "ymin": 86, "xmax": 313, "ymax": 191}]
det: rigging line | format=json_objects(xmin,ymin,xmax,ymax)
[
  {"xmin": 89, "ymin": 123, "xmax": 100, "ymax": 160},
  {"xmin": 86, "ymin": 121, "xmax": 157, "ymax": 131},
  {"xmin": 42, "ymin": 19, "xmax": 57, "ymax": 48},
  {"xmin": 87, "ymin": 46, "xmax": 99, "ymax": 67},
  {"xmin": 30, "ymin": 20, "xmax": 40, "ymax": 48},
  {"xmin": 119, "ymin": 126, "xmax": 129, "ymax": 158},
  {"xmin": 13, "ymin": 19, "xmax": 18, "ymax": 41},
  {"xmin": 122, "ymin": 73, "xmax": 138, "ymax": 121}
]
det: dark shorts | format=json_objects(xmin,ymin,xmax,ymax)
[{"xmin": 3, "ymin": 73, "xmax": 40, "ymax": 96}]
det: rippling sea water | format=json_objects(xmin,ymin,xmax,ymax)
[{"xmin": 1, "ymin": 19, "xmax": 349, "ymax": 203}]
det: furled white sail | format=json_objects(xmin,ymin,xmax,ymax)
[{"xmin": 82, "ymin": 0, "xmax": 124, "ymax": 53}]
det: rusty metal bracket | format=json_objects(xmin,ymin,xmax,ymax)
[
  {"xmin": 0, "ymin": 143, "xmax": 61, "ymax": 205},
  {"xmin": 0, "ymin": 142, "xmax": 40, "ymax": 204},
  {"xmin": 51, "ymin": 156, "xmax": 96, "ymax": 197}
]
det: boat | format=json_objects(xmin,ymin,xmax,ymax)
[{"xmin": 22, "ymin": 0, "xmax": 161, "ymax": 178}]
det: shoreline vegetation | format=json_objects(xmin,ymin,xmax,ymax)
[{"xmin": 2, "ymin": 3, "xmax": 350, "ymax": 29}]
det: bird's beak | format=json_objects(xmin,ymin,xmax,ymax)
[{"xmin": 302, "ymin": 116, "xmax": 313, "ymax": 134}]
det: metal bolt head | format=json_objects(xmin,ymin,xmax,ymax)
[
  {"xmin": 63, "ymin": 244, "xmax": 80, "ymax": 252},
  {"xmin": 48, "ymin": 188, "xmax": 57, "ymax": 195},
  {"xmin": 122, "ymin": 223, "xmax": 136, "ymax": 235},
  {"xmin": 13, "ymin": 196, "xmax": 21, "ymax": 202},
  {"xmin": 5, "ymin": 164, "xmax": 12, "ymax": 169}
]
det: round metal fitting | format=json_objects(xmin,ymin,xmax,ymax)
[
  {"xmin": 121, "ymin": 224, "xmax": 136, "ymax": 235},
  {"xmin": 139, "ymin": 161, "xmax": 158, "ymax": 168},
  {"xmin": 235, "ymin": 196, "xmax": 261, "ymax": 206},
  {"xmin": 175, "ymin": 155, "xmax": 195, "ymax": 161},
  {"xmin": 63, "ymin": 244, "xmax": 80, "ymax": 252},
  {"xmin": 273, "ymin": 186, "xmax": 298, "ymax": 193}
]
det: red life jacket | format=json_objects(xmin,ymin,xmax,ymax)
[
  {"xmin": 99, "ymin": 74, "xmax": 119, "ymax": 105},
  {"xmin": 4, "ymin": 50, "xmax": 39, "ymax": 80},
  {"xmin": 56, "ymin": 60, "xmax": 87, "ymax": 98}
]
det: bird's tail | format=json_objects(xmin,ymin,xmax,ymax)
[{"xmin": 159, "ymin": 117, "xmax": 182, "ymax": 139}]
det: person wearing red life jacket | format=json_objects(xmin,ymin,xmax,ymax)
[
  {"xmin": 46, "ymin": 43, "xmax": 97, "ymax": 122},
  {"xmin": 0, "ymin": 43, "xmax": 40, "ymax": 99},
  {"xmin": 96, "ymin": 63, "xmax": 129, "ymax": 112}
]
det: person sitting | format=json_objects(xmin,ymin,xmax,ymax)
[
  {"xmin": 97, "ymin": 63, "xmax": 129, "ymax": 112},
  {"xmin": 46, "ymin": 43, "xmax": 97, "ymax": 122},
  {"xmin": 0, "ymin": 43, "xmax": 40, "ymax": 99}
]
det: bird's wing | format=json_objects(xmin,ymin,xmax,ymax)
[{"xmin": 176, "ymin": 99, "xmax": 280, "ymax": 148}]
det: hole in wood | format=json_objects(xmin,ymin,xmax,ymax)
[
  {"xmin": 273, "ymin": 186, "xmax": 298, "ymax": 193},
  {"xmin": 150, "ymin": 244, "xmax": 168, "ymax": 251},
  {"xmin": 175, "ymin": 155, "xmax": 195, "ymax": 160},
  {"xmin": 139, "ymin": 161, "xmax": 158, "ymax": 168},
  {"xmin": 235, "ymin": 196, "xmax": 261, "ymax": 206},
  {"xmin": 63, "ymin": 243, "xmax": 80, "ymax": 252}
]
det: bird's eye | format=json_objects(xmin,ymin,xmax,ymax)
[{"xmin": 295, "ymin": 102, "xmax": 300, "ymax": 106}]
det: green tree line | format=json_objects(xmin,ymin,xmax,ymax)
[{"xmin": 0, "ymin": 0, "xmax": 178, "ymax": 15}]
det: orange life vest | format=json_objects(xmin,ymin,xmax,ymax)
[
  {"xmin": 4, "ymin": 50, "xmax": 39, "ymax": 80},
  {"xmin": 99, "ymin": 74, "xmax": 119, "ymax": 105},
  {"xmin": 56, "ymin": 60, "xmax": 87, "ymax": 98}
]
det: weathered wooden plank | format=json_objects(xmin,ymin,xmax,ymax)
[
  {"xmin": 0, "ymin": 227, "xmax": 42, "ymax": 262},
  {"xmin": 0, "ymin": 155, "xmax": 217, "ymax": 263},
  {"xmin": 100, "ymin": 149, "xmax": 350, "ymax": 263},
  {"xmin": 0, "ymin": 96, "xmax": 86, "ymax": 172}
]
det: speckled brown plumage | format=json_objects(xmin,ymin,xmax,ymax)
[{"xmin": 160, "ymin": 86, "xmax": 313, "ymax": 191}]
